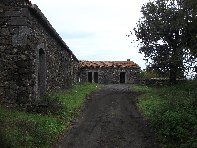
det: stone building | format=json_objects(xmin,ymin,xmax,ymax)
[
  {"xmin": 0, "ymin": 0, "xmax": 79, "ymax": 104},
  {"xmin": 80, "ymin": 60, "xmax": 140, "ymax": 84}
]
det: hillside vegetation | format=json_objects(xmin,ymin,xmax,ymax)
[{"xmin": 134, "ymin": 80, "xmax": 197, "ymax": 147}]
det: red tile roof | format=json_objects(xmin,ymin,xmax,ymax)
[{"xmin": 80, "ymin": 61, "xmax": 139, "ymax": 69}]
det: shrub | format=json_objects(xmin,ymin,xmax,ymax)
[{"xmin": 134, "ymin": 80, "xmax": 197, "ymax": 147}]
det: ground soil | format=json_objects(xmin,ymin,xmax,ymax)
[{"xmin": 56, "ymin": 84, "xmax": 159, "ymax": 148}]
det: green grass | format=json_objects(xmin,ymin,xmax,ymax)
[
  {"xmin": 0, "ymin": 83, "xmax": 99, "ymax": 148},
  {"xmin": 134, "ymin": 80, "xmax": 197, "ymax": 147}
]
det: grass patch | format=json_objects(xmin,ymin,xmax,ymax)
[
  {"xmin": 134, "ymin": 80, "xmax": 197, "ymax": 147},
  {"xmin": 0, "ymin": 83, "xmax": 99, "ymax": 148}
]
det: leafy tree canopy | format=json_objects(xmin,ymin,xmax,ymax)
[{"xmin": 133, "ymin": 0, "xmax": 197, "ymax": 83}]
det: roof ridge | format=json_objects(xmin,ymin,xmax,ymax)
[{"xmin": 80, "ymin": 60, "xmax": 140, "ymax": 68}]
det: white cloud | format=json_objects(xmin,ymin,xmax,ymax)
[{"xmin": 31, "ymin": 0, "xmax": 149, "ymax": 69}]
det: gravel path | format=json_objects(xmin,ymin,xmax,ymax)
[{"xmin": 56, "ymin": 84, "xmax": 159, "ymax": 148}]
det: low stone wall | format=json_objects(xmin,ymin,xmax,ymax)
[{"xmin": 141, "ymin": 78, "xmax": 187, "ymax": 85}]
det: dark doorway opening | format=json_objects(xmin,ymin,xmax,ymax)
[
  {"xmin": 120, "ymin": 72, "xmax": 126, "ymax": 83},
  {"xmin": 38, "ymin": 49, "xmax": 46, "ymax": 98},
  {"xmin": 88, "ymin": 72, "xmax": 92, "ymax": 83},
  {"xmin": 94, "ymin": 72, "xmax": 98, "ymax": 83}
]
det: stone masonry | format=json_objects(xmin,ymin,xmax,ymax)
[
  {"xmin": 80, "ymin": 61, "xmax": 140, "ymax": 84},
  {"xmin": 0, "ymin": 0, "xmax": 141, "ymax": 105},
  {"xmin": 0, "ymin": 0, "xmax": 79, "ymax": 104}
]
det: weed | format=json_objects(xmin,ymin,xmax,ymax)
[
  {"xmin": 0, "ymin": 83, "xmax": 99, "ymax": 147},
  {"xmin": 134, "ymin": 80, "xmax": 197, "ymax": 147}
]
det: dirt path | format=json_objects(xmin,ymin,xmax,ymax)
[{"xmin": 57, "ymin": 85, "xmax": 159, "ymax": 148}]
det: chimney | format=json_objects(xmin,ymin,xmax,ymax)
[{"xmin": 127, "ymin": 59, "xmax": 130, "ymax": 61}]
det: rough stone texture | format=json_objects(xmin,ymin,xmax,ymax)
[
  {"xmin": 80, "ymin": 68, "xmax": 140, "ymax": 84},
  {"xmin": 0, "ymin": 0, "xmax": 79, "ymax": 104},
  {"xmin": 79, "ymin": 61, "xmax": 141, "ymax": 84},
  {"xmin": 0, "ymin": 0, "xmax": 140, "ymax": 105}
]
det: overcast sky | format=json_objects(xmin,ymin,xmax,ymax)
[{"xmin": 31, "ymin": 0, "xmax": 149, "ymax": 69}]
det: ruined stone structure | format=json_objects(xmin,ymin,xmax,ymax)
[
  {"xmin": 0, "ymin": 0, "xmax": 79, "ymax": 104},
  {"xmin": 80, "ymin": 60, "xmax": 140, "ymax": 84},
  {"xmin": 0, "ymin": 0, "xmax": 141, "ymax": 106}
]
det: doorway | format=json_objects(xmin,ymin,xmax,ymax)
[
  {"xmin": 88, "ymin": 72, "xmax": 92, "ymax": 83},
  {"xmin": 94, "ymin": 72, "xmax": 98, "ymax": 83},
  {"xmin": 120, "ymin": 72, "xmax": 126, "ymax": 83}
]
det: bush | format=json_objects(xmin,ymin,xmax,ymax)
[{"xmin": 134, "ymin": 80, "xmax": 197, "ymax": 147}]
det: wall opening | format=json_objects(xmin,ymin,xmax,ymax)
[
  {"xmin": 94, "ymin": 72, "xmax": 98, "ymax": 83},
  {"xmin": 120, "ymin": 72, "xmax": 126, "ymax": 83},
  {"xmin": 38, "ymin": 48, "xmax": 46, "ymax": 98},
  {"xmin": 88, "ymin": 72, "xmax": 92, "ymax": 83}
]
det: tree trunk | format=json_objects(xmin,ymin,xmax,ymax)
[
  {"xmin": 169, "ymin": 46, "xmax": 179, "ymax": 85},
  {"xmin": 169, "ymin": 63, "xmax": 177, "ymax": 85}
]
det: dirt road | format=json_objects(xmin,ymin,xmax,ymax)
[{"xmin": 57, "ymin": 85, "xmax": 159, "ymax": 148}]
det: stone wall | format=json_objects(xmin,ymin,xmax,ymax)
[
  {"xmin": 0, "ymin": 0, "xmax": 79, "ymax": 104},
  {"xmin": 80, "ymin": 68, "xmax": 140, "ymax": 84}
]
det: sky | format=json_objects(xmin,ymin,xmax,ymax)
[{"xmin": 30, "ymin": 0, "xmax": 149, "ymax": 69}]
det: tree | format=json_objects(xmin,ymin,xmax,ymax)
[
  {"xmin": 133, "ymin": 0, "xmax": 197, "ymax": 84},
  {"xmin": 183, "ymin": 0, "xmax": 197, "ymax": 57},
  {"xmin": 140, "ymin": 68, "xmax": 159, "ymax": 79}
]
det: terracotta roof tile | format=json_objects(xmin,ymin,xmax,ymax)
[{"xmin": 80, "ymin": 61, "xmax": 139, "ymax": 69}]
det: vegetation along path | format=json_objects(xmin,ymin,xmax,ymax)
[{"xmin": 57, "ymin": 84, "xmax": 159, "ymax": 148}]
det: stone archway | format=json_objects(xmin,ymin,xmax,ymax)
[{"xmin": 38, "ymin": 48, "xmax": 46, "ymax": 98}]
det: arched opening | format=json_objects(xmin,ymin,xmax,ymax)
[{"xmin": 38, "ymin": 48, "xmax": 46, "ymax": 98}]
